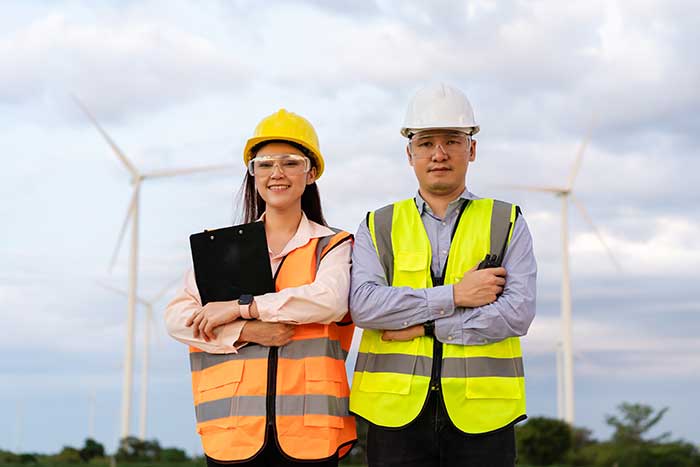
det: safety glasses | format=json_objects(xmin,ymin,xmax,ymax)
[
  {"xmin": 409, "ymin": 131, "xmax": 471, "ymax": 160},
  {"xmin": 248, "ymin": 154, "xmax": 311, "ymax": 176}
]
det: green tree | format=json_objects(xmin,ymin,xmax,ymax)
[
  {"xmin": 605, "ymin": 402, "xmax": 670, "ymax": 444},
  {"xmin": 160, "ymin": 447, "xmax": 189, "ymax": 462},
  {"xmin": 116, "ymin": 436, "xmax": 162, "ymax": 461},
  {"xmin": 79, "ymin": 438, "xmax": 105, "ymax": 462},
  {"xmin": 516, "ymin": 416, "xmax": 572, "ymax": 465},
  {"xmin": 54, "ymin": 446, "xmax": 82, "ymax": 463}
]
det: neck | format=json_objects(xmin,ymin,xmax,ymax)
[
  {"xmin": 419, "ymin": 184, "xmax": 466, "ymax": 218},
  {"xmin": 263, "ymin": 204, "xmax": 303, "ymax": 236}
]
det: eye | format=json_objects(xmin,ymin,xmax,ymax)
[
  {"xmin": 283, "ymin": 160, "xmax": 302, "ymax": 167},
  {"xmin": 417, "ymin": 141, "xmax": 434, "ymax": 148},
  {"xmin": 446, "ymin": 139, "xmax": 462, "ymax": 145},
  {"xmin": 257, "ymin": 161, "xmax": 274, "ymax": 169}
]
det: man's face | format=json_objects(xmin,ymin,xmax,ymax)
[{"xmin": 405, "ymin": 130, "xmax": 476, "ymax": 196}]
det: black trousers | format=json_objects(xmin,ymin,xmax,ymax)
[
  {"xmin": 205, "ymin": 432, "xmax": 339, "ymax": 467},
  {"xmin": 366, "ymin": 390, "xmax": 516, "ymax": 467}
]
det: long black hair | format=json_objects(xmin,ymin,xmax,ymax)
[{"xmin": 236, "ymin": 140, "xmax": 327, "ymax": 226}]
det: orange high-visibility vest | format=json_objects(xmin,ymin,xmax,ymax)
[{"xmin": 189, "ymin": 230, "xmax": 357, "ymax": 462}]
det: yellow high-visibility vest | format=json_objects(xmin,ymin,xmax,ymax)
[{"xmin": 349, "ymin": 198, "xmax": 527, "ymax": 434}]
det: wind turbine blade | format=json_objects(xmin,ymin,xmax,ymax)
[
  {"xmin": 149, "ymin": 275, "xmax": 183, "ymax": 303},
  {"xmin": 109, "ymin": 186, "xmax": 138, "ymax": 272},
  {"xmin": 567, "ymin": 115, "xmax": 597, "ymax": 190},
  {"xmin": 497, "ymin": 184, "xmax": 567, "ymax": 194},
  {"xmin": 71, "ymin": 94, "xmax": 140, "ymax": 179},
  {"xmin": 142, "ymin": 164, "xmax": 236, "ymax": 180},
  {"xmin": 97, "ymin": 280, "xmax": 149, "ymax": 306},
  {"xmin": 570, "ymin": 194, "xmax": 622, "ymax": 272}
]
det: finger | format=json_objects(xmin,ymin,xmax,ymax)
[
  {"xmin": 199, "ymin": 318, "xmax": 209, "ymax": 341},
  {"xmin": 381, "ymin": 331, "xmax": 392, "ymax": 341},
  {"xmin": 493, "ymin": 267, "xmax": 507, "ymax": 277},
  {"xmin": 192, "ymin": 313, "xmax": 205, "ymax": 337},
  {"xmin": 495, "ymin": 277, "xmax": 506, "ymax": 286},
  {"xmin": 186, "ymin": 310, "xmax": 199, "ymax": 327}
]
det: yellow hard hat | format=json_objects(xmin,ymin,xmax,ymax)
[{"xmin": 243, "ymin": 109, "xmax": 325, "ymax": 179}]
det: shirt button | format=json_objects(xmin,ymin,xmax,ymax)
[
  {"xmin": 439, "ymin": 310, "xmax": 445, "ymax": 315},
  {"xmin": 441, "ymin": 250, "xmax": 447, "ymax": 255},
  {"xmin": 441, "ymin": 221, "xmax": 447, "ymax": 226},
  {"xmin": 447, "ymin": 336, "xmax": 453, "ymax": 341},
  {"xmin": 403, "ymin": 322, "xmax": 408, "ymax": 327},
  {"xmin": 481, "ymin": 338, "xmax": 487, "ymax": 344}
]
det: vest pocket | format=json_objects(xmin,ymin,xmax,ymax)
[
  {"xmin": 465, "ymin": 376, "xmax": 521, "ymax": 399},
  {"xmin": 395, "ymin": 251, "xmax": 429, "ymax": 285},
  {"xmin": 196, "ymin": 360, "xmax": 245, "ymax": 422},
  {"xmin": 357, "ymin": 338, "xmax": 419, "ymax": 395},
  {"xmin": 303, "ymin": 359, "xmax": 346, "ymax": 428}
]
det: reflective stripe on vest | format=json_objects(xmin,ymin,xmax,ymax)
[
  {"xmin": 190, "ymin": 230, "xmax": 357, "ymax": 461},
  {"xmin": 349, "ymin": 198, "xmax": 527, "ymax": 434}
]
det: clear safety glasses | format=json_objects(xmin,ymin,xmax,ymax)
[
  {"xmin": 409, "ymin": 131, "xmax": 471, "ymax": 160},
  {"xmin": 247, "ymin": 154, "xmax": 311, "ymax": 177}
]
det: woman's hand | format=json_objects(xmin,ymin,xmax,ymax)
[
  {"xmin": 382, "ymin": 324, "xmax": 425, "ymax": 341},
  {"xmin": 186, "ymin": 301, "xmax": 240, "ymax": 341},
  {"xmin": 238, "ymin": 321, "xmax": 295, "ymax": 347}
]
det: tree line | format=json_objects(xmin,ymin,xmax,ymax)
[{"xmin": 1, "ymin": 402, "xmax": 699, "ymax": 466}]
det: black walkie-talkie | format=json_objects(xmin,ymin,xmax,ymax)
[{"xmin": 477, "ymin": 222, "xmax": 513, "ymax": 270}]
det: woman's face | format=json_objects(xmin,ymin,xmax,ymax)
[{"xmin": 252, "ymin": 141, "xmax": 317, "ymax": 212}]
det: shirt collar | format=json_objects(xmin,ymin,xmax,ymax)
[
  {"xmin": 257, "ymin": 211, "xmax": 335, "ymax": 259},
  {"xmin": 414, "ymin": 188, "xmax": 479, "ymax": 215}
]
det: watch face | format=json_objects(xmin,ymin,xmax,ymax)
[{"xmin": 239, "ymin": 294, "xmax": 253, "ymax": 305}]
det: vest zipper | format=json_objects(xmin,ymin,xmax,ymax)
[
  {"xmin": 430, "ymin": 336, "xmax": 443, "ymax": 392},
  {"xmin": 266, "ymin": 346, "xmax": 278, "ymax": 433}
]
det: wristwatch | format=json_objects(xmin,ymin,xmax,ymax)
[
  {"xmin": 238, "ymin": 294, "xmax": 254, "ymax": 319},
  {"xmin": 423, "ymin": 320, "xmax": 435, "ymax": 337}
]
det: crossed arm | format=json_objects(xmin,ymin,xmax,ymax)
[
  {"xmin": 349, "ymin": 217, "xmax": 537, "ymax": 345},
  {"xmin": 164, "ymin": 241, "xmax": 351, "ymax": 353}
]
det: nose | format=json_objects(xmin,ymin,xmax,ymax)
[
  {"xmin": 431, "ymin": 144, "xmax": 449, "ymax": 161},
  {"xmin": 270, "ymin": 162, "xmax": 285, "ymax": 177}
]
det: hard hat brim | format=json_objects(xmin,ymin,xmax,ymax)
[{"xmin": 401, "ymin": 125, "xmax": 480, "ymax": 138}]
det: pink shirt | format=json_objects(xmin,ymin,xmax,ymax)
[{"xmin": 164, "ymin": 213, "xmax": 351, "ymax": 354}]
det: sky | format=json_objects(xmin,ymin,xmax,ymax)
[{"xmin": 2, "ymin": 0, "xmax": 699, "ymax": 456}]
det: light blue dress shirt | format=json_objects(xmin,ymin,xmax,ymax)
[{"xmin": 349, "ymin": 190, "xmax": 537, "ymax": 345}]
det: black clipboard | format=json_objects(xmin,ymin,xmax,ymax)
[{"xmin": 189, "ymin": 221, "xmax": 275, "ymax": 305}]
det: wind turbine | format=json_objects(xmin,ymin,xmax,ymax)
[
  {"xmin": 74, "ymin": 96, "xmax": 235, "ymax": 439},
  {"xmin": 99, "ymin": 276, "xmax": 181, "ymax": 440},
  {"xmin": 505, "ymin": 125, "xmax": 621, "ymax": 424}
]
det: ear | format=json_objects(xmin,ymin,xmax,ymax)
[
  {"xmin": 306, "ymin": 166, "xmax": 317, "ymax": 185},
  {"xmin": 469, "ymin": 139, "xmax": 477, "ymax": 162},
  {"xmin": 406, "ymin": 145, "xmax": 414, "ymax": 167}
]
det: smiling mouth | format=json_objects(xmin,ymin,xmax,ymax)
[{"xmin": 267, "ymin": 184, "xmax": 291, "ymax": 191}]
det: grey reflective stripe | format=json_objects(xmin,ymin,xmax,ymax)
[
  {"xmin": 278, "ymin": 337, "xmax": 348, "ymax": 361},
  {"xmin": 190, "ymin": 345, "xmax": 269, "ymax": 372},
  {"xmin": 372, "ymin": 204, "xmax": 395, "ymax": 285},
  {"xmin": 191, "ymin": 338, "xmax": 347, "ymax": 372},
  {"xmin": 355, "ymin": 353, "xmax": 524, "ymax": 379},
  {"xmin": 355, "ymin": 352, "xmax": 432, "ymax": 378},
  {"xmin": 195, "ymin": 394, "xmax": 350, "ymax": 423},
  {"xmin": 277, "ymin": 394, "xmax": 350, "ymax": 417},
  {"xmin": 442, "ymin": 357, "xmax": 524, "ymax": 378},
  {"xmin": 490, "ymin": 200, "xmax": 513, "ymax": 255},
  {"xmin": 196, "ymin": 395, "xmax": 267, "ymax": 423},
  {"xmin": 314, "ymin": 234, "xmax": 334, "ymax": 271}
]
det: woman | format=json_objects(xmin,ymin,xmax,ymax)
[{"xmin": 165, "ymin": 109, "xmax": 357, "ymax": 466}]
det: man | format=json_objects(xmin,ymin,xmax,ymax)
[{"xmin": 349, "ymin": 83, "xmax": 537, "ymax": 467}]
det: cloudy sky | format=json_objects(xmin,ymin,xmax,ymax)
[{"xmin": 2, "ymin": 0, "xmax": 699, "ymax": 455}]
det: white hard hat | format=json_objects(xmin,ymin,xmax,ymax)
[{"xmin": 401, "ymin": 83, "xmax": 480, "ymax": 138}]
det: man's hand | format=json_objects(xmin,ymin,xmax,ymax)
[
  {"xmin": 382, "ymin": 324, "xmax": 424, "ymax": 341},
  {"xmin": 453, "ymin": 266, "xmax": 507, "ymax": 308},
  {"xmin": 186, "ymin": 301, "xmax": 240, "ymax": 341},
  {"xmin": 238, "ymin": 321, "xmax": 295, "ymax": 347}
]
